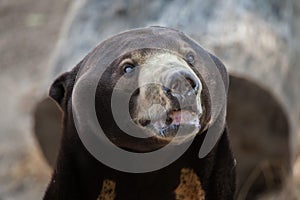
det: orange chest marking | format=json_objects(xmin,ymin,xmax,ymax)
[
  {"xmin": 174, "ymin": 168, "xmax": 205, "ymax": 200},
  {"xmin": 97, "ymin": 168, "xmax": 205, "ymax": 200}
]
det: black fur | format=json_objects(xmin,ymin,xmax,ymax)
[{"xmin": 44, "ymin": 27, "xmax": 236, "ymax": 200}]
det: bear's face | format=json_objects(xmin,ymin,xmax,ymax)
[
  {"xmin": 50, "ymin": 27, "xmax": 228, "ymax": 153},
  {"xmin": 95, "ymin": 48, "xmax": 209, "ymax": 152}
]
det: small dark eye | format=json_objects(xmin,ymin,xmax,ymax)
[
  {"xmin": 123, "ymin": 64, "xmax": 135, "ymax": 73},
  {"xmin": 187, "ymin": 53, "xmax": 195, "ymax": 65}
]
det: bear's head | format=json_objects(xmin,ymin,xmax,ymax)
[{"xmin": 49, "ymin": 27, "xmax": 228, "ymax": 153}]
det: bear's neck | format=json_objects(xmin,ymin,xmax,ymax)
[{"xmin": 66, "ymin": 128, "xmax": 214, "ymax": 200}]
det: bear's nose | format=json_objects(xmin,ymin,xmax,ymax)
[{"xmin": 162, "ymin": 70, "xmax": 200, "ymax": 97}]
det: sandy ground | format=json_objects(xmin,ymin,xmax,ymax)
[{"xmin": 0, "ymin": 0, "xmax": 70, "ymax": 199}]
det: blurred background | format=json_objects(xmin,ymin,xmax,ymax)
[{"xmin": 1, "ymin": 0, "xmax": 300, "ymax": 199}]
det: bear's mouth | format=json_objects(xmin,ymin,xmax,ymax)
[{"xmin": 138, "ymin": 108, "xmax": 201, "ymax": 138}]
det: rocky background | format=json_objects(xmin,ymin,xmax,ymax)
[
  {"xmin": 0, "ymin": 0, "xmax": 70, "ymax": 199},
  {"xmin": 1, "ymin": 0, "xmax": 300, "ymax": 199}
]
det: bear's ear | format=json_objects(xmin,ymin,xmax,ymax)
[
  {"xmin": 49, "ymin": 59, "xmax": 83, "ymax": 109},
  {"xmin": 208, "ymin": 52, "xmax": 229, "ymax": 93},
  {"xmin": 49, "ymin": 72, "xmax": 70, "ymax": 108}
]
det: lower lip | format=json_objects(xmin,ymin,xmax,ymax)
[
  {"xmin": 159, "ymin": 123, "xmax": 201, "ymax": 137},
  {"xmin": 141, "ymin": 110, "xmax": 201, "ymax": 137}
]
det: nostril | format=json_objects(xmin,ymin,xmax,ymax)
[
  {"xmin": 162, "ymin": 85, "xmax": 171, "ymax": 95},
  {"xmin": 186, "ymin": 77, "xmax": 196, "ymax": 90},
  {"xmin": 164, "ymin": 70, "xmax": 200, "ymax": 96},
  {"xmin": 186, "ymin": 77, "xmax": 199, "ymax": 93},
  {"xmin": 139, "ymin": 119, "xmax": 151, "ymax": 126}
]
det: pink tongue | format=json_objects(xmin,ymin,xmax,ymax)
[
  {"xmin": 170, "ymin": 110, "xmax": 200, "ymax": 126},
  {"xmin": 172, "ymin": 111, "xmax": 182, "ymax": 125}
]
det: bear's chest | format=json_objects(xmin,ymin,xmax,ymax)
[{"xmin": 96, "ymin": 168, "xmax": 205, "ymax": 200}]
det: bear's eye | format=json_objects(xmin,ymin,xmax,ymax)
[
  {"xmin": 123, "ymin": 64, "xmax": 135, "ymax": 74},
  {"xmin": 186, "ymin": 53, "xmax": 195, "ymax": 65}
]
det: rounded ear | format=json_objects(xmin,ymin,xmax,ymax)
[
  {"xmin": 49, "ymin": 72, "xmax": 70, "ymax": 108},
  {"xmin": 208, "ymin": 52, "xmax": 229, "ymax": 93},
  {"xmin": 49, "ymin": 59, "xmax": 83, "ymax": 109}
]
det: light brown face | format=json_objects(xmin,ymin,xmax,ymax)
[{"xmin": 115, "ymin": 49, "xmax": 204, "ymax": 140}]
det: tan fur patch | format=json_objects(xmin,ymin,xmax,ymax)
[
  {"xmin": 175, "ymin": 168, "xmax": 205, "ymax": 200},
  {"xmin": 97, "ymin": 179, "xmax": 116, "ymax": 200}
]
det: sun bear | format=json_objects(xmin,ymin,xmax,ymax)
[{"xmin": 44, "ymin": 26, "xmax": 236, "ymax": 200}]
